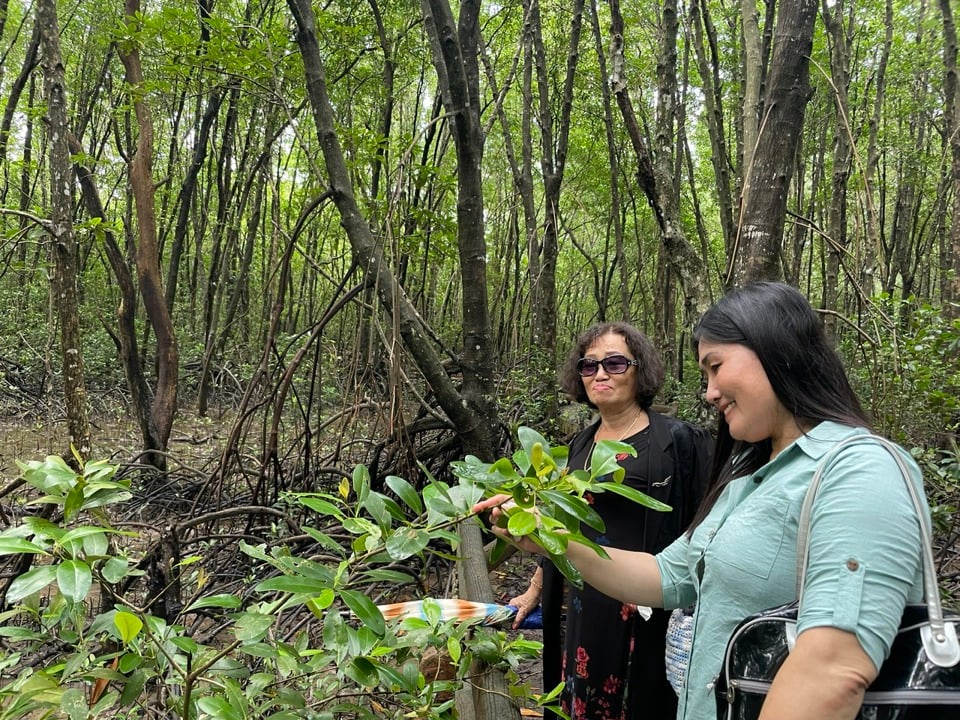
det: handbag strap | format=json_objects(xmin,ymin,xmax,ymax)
[{"xmin": 795, "ymin": 433, "xmax": 960, "ymax": 668}]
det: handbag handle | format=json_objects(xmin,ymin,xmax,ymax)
[{"xmin": 794, "ymin": 434, "xmax": 960, "ymax": 668}]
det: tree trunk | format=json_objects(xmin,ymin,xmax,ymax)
[
  {"xmin": 940, "ymin": 0, "xmax": 960, "ymax": 318},
  {"xmin": 285, "ymin": 0, "xmax": 514, "ymax": 715},
  {"xmin": 529, "ymin": 0, "xmax": 583, "ymax": 412},
  {"xmin": 687, "ymin": 0, "xmax": 736, "ymax": 259},
  {"xmin": 420, "ymin": 0, "xmax": 501, "ymax": 458},
  {"xmin": 69, "ymin": 133, "xmax": 156, "ymax": 456},
  {"xmin": 38, "ymin": 0, "xmax": 91, "ymax": 460},
  {"xmin": 607, "ymin": 0, "xmax": 710, "ymax": 325},
  {"xmin": 821, "ymin": 0, "xmax": 854, "ymax": 339},
  {"xmin": 0, "ymin": 21, "xmax": 40, "ymax": 173},
  {"xmin": 118, "ymin": 0, "xmax": 180, "ymax": 469},
  {"xmin": 588, "ymin": 0, "xmax": 628, "ymax": 320},
  {"xmin": 862, "ymin": 0, "xmax": 893, "ymax": 301},
  {"xmin": 740, "ymin": 0, "xmax": 763, "ymax": 179},
  {"xmin": 728, "ymin": 0, "xmax": 818, "ymax": 287}
]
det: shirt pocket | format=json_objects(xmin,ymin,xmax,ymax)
[{"xmin": 708, "ymin": 496, "xmax": 790, "ymax": 581}]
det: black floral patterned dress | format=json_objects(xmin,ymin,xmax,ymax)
[{"xmin": 540, "ymin": 411, "xmax": 711, "ymax": 720}]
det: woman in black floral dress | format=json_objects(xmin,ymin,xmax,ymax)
[{"xmin": 509, "ymin": 323, "xmax": 711, "ymax": 720}]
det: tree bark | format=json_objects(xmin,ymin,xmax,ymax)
[
  {"xmin": 607, "ymin": 0, "xmax": 710, "ymax": 324},
  {"xmin": 740, "ymin": 0, "xmax": 763, "ymax": 179},
  {"xmin": 69, "ymin": 133, "xmax": 156, "ymax": 457},
  {"xmin": 862, "ymin": 0, "xmax": 893, "ymax": 301},
  {"xmin": 117, "ymin": 0, "xmax": 180, "ymax": 469},
  {"xmin": 940, "ymin": 0, "xmax": 960, "ymax": 318},
  {"xmin": 687, "ymin": 0, "xmax": 736, "ymax": 259},
  {"xmin": 0, "ymin": 21, "xmax": 40, "ymax": 172},
  {"xmin": 419, "ymin": 0, "xmax": 501, "ymax": 459},
  {"xmin": 38, "ymin": 0, "xmax": 91, "ymax": 460},
  {"xmin": 728, "ymin": 0, "xmax": 818, "ymax": 287},
  {"xmin": 821, "ymin": 0, "xmax": 854, "ymax": 339},
  {"xmin": 528, "ymin": 0, "xmax": 583, "ymax": 409}
]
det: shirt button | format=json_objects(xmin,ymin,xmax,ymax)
[{"xmin": 846, "ymin": 558, "xmax": 860, "ymax": 571}]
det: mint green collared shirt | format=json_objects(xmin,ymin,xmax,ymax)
[{"xmin": 656, "ymin": 422, "xmax": 926, "ymax": 720}]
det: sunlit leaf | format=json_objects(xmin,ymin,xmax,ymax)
[
  {"xmin": 506, "ymin": 509, "xmax": 538, "ymax": 537},
  {"xmin": 114, "ymin": 611, "xmax": 143, "ymax": 644}
]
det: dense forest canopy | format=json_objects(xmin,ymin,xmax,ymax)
[
  {"xmin": 0, "ymin": 0, "xmax": 956, "ymax": 454},
  {"xmin": 0, "ymin": 0, "xmax": 958, "ymax": 715}
]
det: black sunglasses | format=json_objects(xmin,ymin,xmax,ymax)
[{"xmin": 576, "ymin": 354, "xmax": 639, "ymax": 377}]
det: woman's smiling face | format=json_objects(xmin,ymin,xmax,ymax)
[{"xmin": 698, "ymin": 340, "xmax": 801, "ymax": 456}]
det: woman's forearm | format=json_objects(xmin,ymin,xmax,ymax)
[
  {"xmin": 565, "ymin": 541, "xmax": 664, "ymax": 607},
  {"xmin": 758, "ymin": 627, "xmax": 874, "ymax": 720}
]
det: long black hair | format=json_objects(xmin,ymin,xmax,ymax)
[{"xmin": 687, "ymin": 282, "xmax": 871, "ymax": 532}]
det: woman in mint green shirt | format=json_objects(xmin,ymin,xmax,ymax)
[{"xmin": 476, "ymin": 282, "xmax": 926, "ymax": 720}]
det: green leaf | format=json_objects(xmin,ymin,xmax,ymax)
[
  {"xmin": 0, "ymin": 537, "xmax": 48, "ymax": 556},
  {"xmin": 306, "ymin": 588, "xmax": 336, "ymax": 614},
  {"xmin": 118, "ymin": 653, "xmax": 142, "ymax": 674},
  {"xmin": 7, "ymin": 564, "xmax": 58, "ymax": 602},
  {"xmin": 255, "ymin": 575, "xmax": 331, "ymax": 595},
  {"xmin": 385, "ymin": 475, "xmax": 423, "ymax": 514},
  {"xmin": 596, "ymin": 482, "xmax": 673, "ymax": 512},
  {"xmin": 299, "ymin": 496, "xmax": 344, "ymax": 519},
  {"xmin": 18, "ymin": 456, "xmax": 77, "ymax": 493},
  {"xmin": 447, "ymin": 636, "xmax": 462, "ymax": 664},
  {"xmin": 60, "ymin": 527, "xmax": 109, "ymax": 555},
  {"xmin": 352, "ymin": 465, "xmax": 371, "ymax": 505},
  {"xmin": 385, "ymin": 527, "xmax": 430, "ymax": 561},
  {"xmin": 302, "ymin": 527, "xmax": 347, "ymax": 556},
  {"xmin": 358, "ymin": 569, "xmax": 415, "ymax": 585},
  {"xmin": 119, "ymin": 669, "xmax": 147, "ymax": 708},
  {"xmin": 101, "ymin": 556, "xmax": 130, "ymax": 583},
  {"xmin": 538, "ymin": 529, "xmax": 568, "ymax": 556},
  {"xmin": 341, "ymin": 516, "xmax": 378, "ymax": 537},
  {"xmin": 61, "ymin": 687, "xmax": 87, "ymax": 720},
  {"xmin": 340, "ymin": 590, "xmax": 385, "ymax": 636},
  {"xmin": 541, "ymin": 490, "xmax": 605, "ymax": 532},
  {"xmin": 518, "ymin": 426, "xmax": 551, "ymax": 458},
  {"xmin": 422, "ymin": 484, "xmax": 459, "ymax": 522},
  {"xmin": 590, "ymin": 440, "xmax": 637, "ymax": 478},
  {"xmin": 185, "ymin": 594, "xmax": 243, "ymax": 611},
  {"xmin": 362, "ymin": 491, "xmax": 391, "ymax": 528},
  {"xmin": 170, "ymin": 636, "xmax": 200, "ymax": 653},
  {"xmin": 550, "ymin": 553, "xmax": 584, "ymax": 587},
  {"xmin": 22, "ymin": 517, "xmax": 63, "ymax": 541},
  {"xmin": 506, "ymin": 509, "xmax": 538, "ymax": 537},
  {"xmin": 57, "ymin": 559, "xmax": 92, "ymax": 602},
  {"xmin": 345, "ymin": 656, "xmax": 379, "ymax": 687},
  {"xmin": 114, "ymin": 611, "xmax": 143, "ymax": 644},
  {"xmin": 234, "ymin": 612, "xmax": 275, "ymax": 643},
  {"xmin": 197, "ymin": 697, "xmax": 242, "ymax": 720}
]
